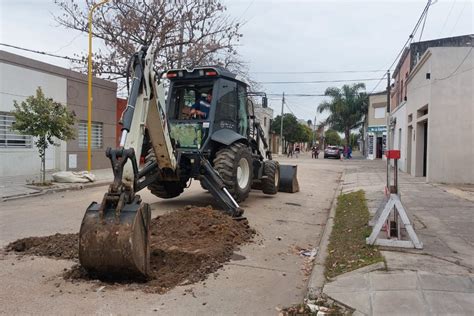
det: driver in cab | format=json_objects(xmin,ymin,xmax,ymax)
[{"xmin": 190, "ymin": 90, "xmax": 212, "ymax": 119}]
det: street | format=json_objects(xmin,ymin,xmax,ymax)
[{"xmin": 0, "ymin": 153, "xmax": 343, "ymax": 315}]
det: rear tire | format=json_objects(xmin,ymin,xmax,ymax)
[
  {"xmin": 262, "ymin": 160, "xmax": 280, "ymax": 195},
  {"xmin": 214, "ymin": 142, "xmax": 253, "ymax": 202},
  {"xmin": 145, "ymin": 148, "xmax": 186, "ymax": 199}
]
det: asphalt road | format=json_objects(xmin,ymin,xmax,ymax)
[{"xmin": 0, "ymin": 153, "xmax": 343, "ymax": 315}]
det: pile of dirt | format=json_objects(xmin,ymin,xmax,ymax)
[
  {"xmin": 5, "ymin": 206, "xmax": 255, "ymax": 293},
  {"xmin": 6, "ymin": 233, "xmax": 78, "ymax": 260}
]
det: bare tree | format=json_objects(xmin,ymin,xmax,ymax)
[{"xmin": 54, "ymin": 0, "xmax": 243, "ymax": 81}]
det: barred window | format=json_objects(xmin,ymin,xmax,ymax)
[
  {"xmin": 78, "ymin": 121, "xmax": 103, "ymax": 149},
  {"xmin": 0, "ymin": 112, "xmax": 33, "ymax": 148}
]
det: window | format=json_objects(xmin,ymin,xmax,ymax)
[
  {"xmin": 78, "ymin": 121, "xmax": 103, "ymax": 149},
  {"xmin": 237, "ymin": 84, "xmax": 248, "ymax": 135},
  {"xmin": 169, "ymin": 82, "xmax": 213, "ymax": 120},
  {"xmin": 0, "ymin": 112, "xmax": 32, "ymax": 148},
  {"xmin": 374, "ymin": 107, "xmax": 385, "ymax": 119},
  {"xmin": 215, "ymin": 80, "xmax": 237, "ymax": 129}
]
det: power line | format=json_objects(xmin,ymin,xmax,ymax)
[
  {"xmin": 418, "ymin": 2, "xmax": 430, "ymax": 41},
  {"xmin": 258, "ymin": 78, "xmax": 382, "ymax": 84},
  {"xmin": 0, "ymin": 43, "xmax": 83, "ymax": 63},
  {"xmin": 369, "ymin": 0, "xmax": 432, "ymax": 94},
  {"xmin": 439, "ymin": 0, "xmax": 457, "ymax": 36},
  {"xmin": 252, "ymin": 69, "xmax": 386, "ymax": 74},
  {"xmin": 436, "ymin": 47, "xmax": 473, "ymax": 80},
  {"xmin": 449, "ymin": 0, "xmax": 468, "ymax": 35}
]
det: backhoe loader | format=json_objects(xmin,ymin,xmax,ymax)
[{"xmin": 78, "ymin": 40, "xmax": 299, "ymax": 278}]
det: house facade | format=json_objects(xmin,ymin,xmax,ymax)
[
  {"xmin": 0, "ymin": 50, "xmax": 117, "ymax": 176},
  {"xmin": 401, "ymin": 47, "xmax": 473, "ymax": 183},
  {"xmin": 366, "ymin": 91, "xmax": 388, "ymax": 160}
]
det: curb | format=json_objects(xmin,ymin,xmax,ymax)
[
  {"xmin": 2, "ymin": 180, "xmax": 111, "ymax": 202},
  {"xmin": 306, "ymin": 169, "xmax": 345, "ymax": 299}
]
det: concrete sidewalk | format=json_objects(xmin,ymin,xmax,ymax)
[
  {"xmin": 1, "ymin": 169, "xmax": 113, "ymax": 201},
  {"xmin": 322, "ymin": 158, "xmax": 474, "ymax": 315}
]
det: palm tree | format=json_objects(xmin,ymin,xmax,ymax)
[{"xmin": 317, "ymin": 83, "xmax": 368, "ymax": 147}]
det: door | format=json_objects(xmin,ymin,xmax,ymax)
[{"xmin": 423, "ymin": 121, "xmax": 428, "ymax": 177}]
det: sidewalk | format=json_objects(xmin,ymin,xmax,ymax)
[
  {"xmin": 322, "ymin": 158, "xmax": 473, "ymax": 315},
  {"xmin": 1, "ymin": 169, "xmax": 113, "ymax": 201}
]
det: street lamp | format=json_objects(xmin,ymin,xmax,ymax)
[{"xmin": 87, "ymin": 0, "xmax": 109, "ymax": 171}]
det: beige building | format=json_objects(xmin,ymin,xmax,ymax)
[
  {"xmin": 365, "ymin": 91, "xmax": 388, "ymax": 159},
  {"xmin": 0, "ymin": 50, "xmax": 117, "ymax": 176},
  {"xmin": 400, "ymin": 47, "xmax": 473, "ymax": 183}
]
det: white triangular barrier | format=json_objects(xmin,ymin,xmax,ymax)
[{"xmin": 366, "ymin": 194, "xmax": 423, "ymax": 249}]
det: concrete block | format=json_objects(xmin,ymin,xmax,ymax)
[
  {"xmin": 370, "ymin": 271, "xmax": 418, "ymax": 291},
  {"xmin": 325, "ymin": 291, "xmax": 371, "ymax": 315},
  {"xmin": 419, "ymin": 272, "xmax": 473, "ymax": 292},
  {"xmin": 323, "ymin": 274, "xmax": 369, "ymax": 293},
  {"xmin": 423, "ymin": 291, "xmax": 474, "ymax": 315},
  {"xmin": 372, "ymin": 290, "xmax": 426, "ymax": 315}
]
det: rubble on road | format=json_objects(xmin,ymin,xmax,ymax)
[{"xmin": 5, "ymin": 206, "xmax": 255, "ymax": 293}]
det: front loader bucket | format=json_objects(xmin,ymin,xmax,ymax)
[
  {"xmin": 278, "ymin": 165, "xmax": 300, "ymax": 193},
  {"xmin": 79, "ymin": 197, "xmax": 151, "ymax": 279}
]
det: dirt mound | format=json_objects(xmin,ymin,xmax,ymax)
[
  {"xmin": 6, "ymin": 233, "xmax": 78, "ymax": 260},
  {"xmin": 5, "ymin": 206, "xmax": 254, "ymax": 293}
]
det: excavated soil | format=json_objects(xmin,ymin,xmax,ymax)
[{"xmin": 5, "ymin": 206, "xmax": 255, "ymax": 293}]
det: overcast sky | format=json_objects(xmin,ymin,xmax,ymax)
[{"xmin": 1, "ymin": 0, "xmax": 472, "ymax": 124}]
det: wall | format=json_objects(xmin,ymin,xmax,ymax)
[
  {"xmin": 66, "ymin": 77, "xmax": 117, "ymax": 170},
  {"xmin": 406, "ymin": 47, "xmax": 474, "ymax": 183},
  {"xmin": 390, "ymin": 101, "xmax": 407, "ymax": 172},
  {"xmin": 427, "ymin": 47, "xmax": 473, "ymax": 183},
  {"xmin": 391, "ymin": 51, "xmax": 411, "ymax": 111},
  {"xmin": 0, "ymin": 61, "xmax": 67, "ymax": 176},
  {"xmin": 367, "ymin": 92, "xmax": 387, "ymax": 127}
]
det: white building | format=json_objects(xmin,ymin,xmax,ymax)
[
  {"xmin": 0, "ymin": 51, "xmax": 117, "ymax": 177},
  {"xmin": 365, "ymin": 91, "xmax": 388, "ymax": 160},
  {"xmin": 253, "ymin": 102, "xmax": 273, "ymax": 152},
  {"xmin": 391, "ymin": 46, "xmax": 473, "ymax": 183}
]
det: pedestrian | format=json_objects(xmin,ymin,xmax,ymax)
[
  {"xmin": 287, "ymin": 145, "xmax": 293, "ymax": 158},
  {"xmin": 340, "ymin": 146, "xmax": 345, "ymax": 161},
  {"xmin": 295, "ymin": 145, "xmax": 300, "ymax": 158},
  {"xmin": 348, "ymin": 146, "xmax": 352, "ymax": 159}
]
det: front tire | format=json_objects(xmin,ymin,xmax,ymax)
[
  {"xmin": 262, "ymin": 160, "xmax": 280, "ymax": 195},
  {"xmin": 214, "ymin": 142, "xmax": 253, "ymax": 202}
]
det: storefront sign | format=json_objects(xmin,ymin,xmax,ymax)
[{"xmin": 368, "ymin": 125, "xmax": 387, "ymax": 133}]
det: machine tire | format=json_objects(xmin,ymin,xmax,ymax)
[
  {"xmin": 214, "ymin": 142, "xmax": 253, "ymax": 203},
  {"xmin": 145, "ymin": 148, "xmax": 185, "ymax": 199},
  {"xmin": 262, "ymin": 160, "xmax": 280, "ymax": 195}
]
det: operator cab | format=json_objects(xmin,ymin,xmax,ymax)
[{"xmin": 164, "ymin": 67, "xmax": 249, "ymax": 151}]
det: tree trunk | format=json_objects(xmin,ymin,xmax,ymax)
[{"xmin": 41, "ymin": 144, "xmax": 46, "ymax": 184}]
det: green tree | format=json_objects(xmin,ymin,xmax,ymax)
[
  {"xmin": 317, "ymin": 83, "xmax": 368, "ymax": 147},
  {"xmin": 349, "ymin": 133, "xmax": 359, "ymax": 149},
  {"xmin": 325, "ymin": 129, "xmax": 341, "ymax": 146},
  {"xmin": 271, "ymin": 113, "xmax": 300, "ymax": 143},
  {"xmin": 12, "ymin": 87, "xmax": 76, "ymax": 183}
]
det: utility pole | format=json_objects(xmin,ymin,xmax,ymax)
[
  {"xmin": 279, "ymin": 92, "xmax": 285, "ymax": 155},
  {"xmin": 386, "ymin": 70, "xmax": 391, "ymax": 192},
  {"xmin": 312, "ymin": 113, "xmax": 317, "ymax": 145}
]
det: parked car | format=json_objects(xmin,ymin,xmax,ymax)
[{"xmin": 324, "ymin": 146, "xmax": 340, "ymax": 159}]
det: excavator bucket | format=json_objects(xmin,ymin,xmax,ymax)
[
  {"xmin": 278, "ymin": 165, "xmax": 300, "ymax": 193},
  {"xmin": 78, "ymin": 195, "xmax": 151, "ymax": 279}
]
